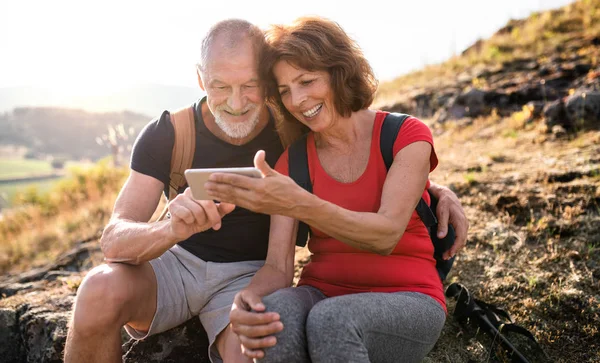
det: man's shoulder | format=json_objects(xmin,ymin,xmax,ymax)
[{"xmin": 138, "ymin": 110, "xmax": 173, "ymax": 140}]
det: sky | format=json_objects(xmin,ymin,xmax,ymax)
[{"xmin": 1, "ymin": 0, "xmax": 576, "ymax": 97}]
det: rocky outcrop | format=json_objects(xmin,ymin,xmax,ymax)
[
  {"xmin": 0, "ymin": 242, "xmax": 212, "ymax": 363},
  {"xmin": 381, "ymin": 36, "xmax": 600, "ymax": 132}
]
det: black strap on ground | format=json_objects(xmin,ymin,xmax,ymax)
[{"xmin": 446, "ymin": 283, "xmax": 550, "ymax": 363}]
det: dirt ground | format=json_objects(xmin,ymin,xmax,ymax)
[{"xmin": 293, "ymin": 115, "xmax": 600, "ymax": 363}]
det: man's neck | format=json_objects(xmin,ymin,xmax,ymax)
[{"xmin": 201, "ymin": 101, "xmax": 270, "ymax": 146}]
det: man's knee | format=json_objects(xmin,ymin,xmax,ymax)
[{"xmin": 71, "ymin": 264, "xmax": 144, "ymax": 335}]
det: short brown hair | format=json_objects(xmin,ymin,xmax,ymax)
[{"xmin": 261, "ymin": 16, "xmax": 379, "ymax": 146}]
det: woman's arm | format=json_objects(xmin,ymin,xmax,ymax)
[
  {"xmin": 229, "ymin": 214, "xmax": 298, "ymax": 359},
  {"xmin": 294, "ymin": 141, "xmax": 431, "ymax": 254},
  {"xmin": 243, "ymin": 214, "xmax": 297, "ymax": 296},
  {"xmin": 206, "ymin": 143, "xmax": 431, "ymax": 255}
]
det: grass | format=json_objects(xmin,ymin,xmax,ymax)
[
  {"xmin": 0, "ymin": 159, "xmax": 96, "ymax": 207},
  {"xmin": 0, "ymin": 160, "xmax": 128, "ymax": 274},
  {"xmin": 0, "ymin": 178, "xmax": 61, "ymax": 207},
  {"xmin": 422, "ymin": 107, "xmax": 600, "ymax": 362},
  {"xmin": 0, "ymin": 158, "xmax": 53, "ymax": 179}
]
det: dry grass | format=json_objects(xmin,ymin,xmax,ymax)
[
  {"xmin": 289, "ymin": 114, "xmax": 600, "ymax": 362},
  {"xmin": 420, "ymin": 114, "xmax": 600, "ymax": 362},
  {"xmin": 0, "ymin": 162, "xmax": 128, "ymax": 274}
]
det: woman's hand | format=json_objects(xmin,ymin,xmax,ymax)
[
  {"xmin": 205, "ymin": 150, "xmax": 308, "ymax": 216},
  {"xmin": 229, "ymin": 289, "xmax": 284, "ymax": 359}
]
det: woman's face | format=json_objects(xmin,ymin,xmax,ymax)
[{"xmin": 273, "ymin": 60, "xmax": 337, "ymax": 132}]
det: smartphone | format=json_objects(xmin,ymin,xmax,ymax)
[{"xmin": 184, "ymin": 167, "xmax": 262, "ymax": 200}]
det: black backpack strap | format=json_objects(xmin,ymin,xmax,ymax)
[
  {"xmin": 288, "ymin": 134, "xmax": 311, "ymax": 247},
  {"xmin": 380, "ymin": 113, "xmax": 409, "ymax": 169},
  {"xmin": 381, "ymin": 113, "xmax": 456, "ymax": 280}
]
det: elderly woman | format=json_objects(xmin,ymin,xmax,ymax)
[{"xmin": 205, "ymin": 17, "xmax": 458, "ymax": 363}]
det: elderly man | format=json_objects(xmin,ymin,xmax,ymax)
[{"xmin": 63, "ymin": 19, "xmax": 468, "ymax": 363}]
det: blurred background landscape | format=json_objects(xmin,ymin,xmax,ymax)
[{"xmin": 0, "ymin": 0, "xmax": 599, "ymax": 362}]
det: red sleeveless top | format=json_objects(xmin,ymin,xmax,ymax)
[{"xmin": 275, "ymin": 111, "xmax": 445, "ymax": 311}]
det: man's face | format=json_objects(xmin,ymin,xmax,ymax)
[{"xmin": 200, "ymin": 37, "xmax": 265, "ymax": 139}]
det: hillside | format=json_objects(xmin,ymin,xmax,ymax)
[
  {"xmin": 0, "ymin": 1, "xmax": 599, "ymax": 362},
  {"xmin": 374, "ymin": 0, "xmax": 600, "ymax": 130},
  {"xmin": 0, "ymin": 107, "xmax": 151, "ymax": 161}
]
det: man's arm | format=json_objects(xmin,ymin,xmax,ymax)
[
  {"xmin": 428, "ymin": 181, "xmax": 469, "ymax": 259},
  {"xmin": 101, "ymin": 170, "xmax": 234, "ymax": 265}
]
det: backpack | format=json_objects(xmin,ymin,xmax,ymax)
[
  {"xmin": 155, "ymin": 105, "xmax": 196, "ymax": 221},
  {"xmin": 288, "ymin": 113, "xmax": 456, "ymax": 281}
]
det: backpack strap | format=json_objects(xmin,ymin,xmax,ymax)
[
  {"xmin": 288, "ymin": 133, "xmax": 311, "ymax": 247},
  {"xmin": 156, "ymin": 105, "xmax": 196, "ymax": 221},
  {"xmin": 381, "ymin": 113, "xmax": 456, "ymax": 280}
]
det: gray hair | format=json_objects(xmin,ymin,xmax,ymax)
[{"xmin": 198, "ymin": 19, "xmax": 265, "ymax": 72}]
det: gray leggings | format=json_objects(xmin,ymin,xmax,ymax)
[{"xmin": 258, "ymin": 286, "xmax": 446, "ymax": 363}]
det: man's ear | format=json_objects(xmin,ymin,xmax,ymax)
[{"xmin": 197, "ymin": 68, "xmax": 206, "ymax": 91}]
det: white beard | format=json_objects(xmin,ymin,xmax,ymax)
[{"xmin": 213, "ymin": 106, "xmax": 261, "ymax": 139}]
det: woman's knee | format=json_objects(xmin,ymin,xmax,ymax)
[
  {"xmin": 306, "ymin": 297, "xmax": 354, "ymax": 336},
  {"xmin": 259, "ymin": 288, "xmax": 314, "ymax": 363}
]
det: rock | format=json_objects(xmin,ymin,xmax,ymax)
[
  {"xmin": 544, "ymin": 99, "xmax": 569, "ymax": 128},
  {"xmin": 508, "ymin": 84, "xmax": 544, "ymax": 104},
  {"xmin": 455, "ymin": 88, "xmax": 487, "ymax": 118},
  {"xmin": 383, "ymin": 98, "xmax": 415, "ymax": 115},
  {"xmin": 123, "ymin": 318, "xmax": 210, "ymax": 363},
  {"xmin": 0, "ymin": 243, "xmax": 213, "ymax": 363},
  {"xmin": 526, "ymin": 101, "xmax": 546, "ymax": 119},
  {"xmin": 552, "ymin": 125, "xmax": 567, "ymax": 137},
  {"xmin": 0, "ymin": 308, "xmax": 22, "ymax": 362},
  {"xmin": 19, "ymin": 305, "xmax": 70, "ymax": 363},
  {"xmin": 565, "ymin": 91, "xmax": 600, "ymax": 128},
  {"xmin": 1, "ymin": 282, "xmax": 44, "ymax": 299},
  {"xmin": 0, "ymin": 291, "xmax": 211, "ymax": 363}
]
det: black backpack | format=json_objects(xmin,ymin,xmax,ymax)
[{"xmin": 288, "ymin": 113, "xmax": 456, "ymax": 281}]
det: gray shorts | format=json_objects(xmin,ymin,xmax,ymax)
[{"xmin": 124, "ymin": 244, "xmax": 264, "ymax": 362}]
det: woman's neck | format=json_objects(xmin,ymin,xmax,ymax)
[{"xmin": 314, "ymin": 109, "xmax": 376, "ymax": 151}]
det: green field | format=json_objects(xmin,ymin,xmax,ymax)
[
  {"xmin": 0, "ymin": 159, "xmax": 95, "ymax": 207},
  {"xmin": 0, "ymin": 179, "xmax": 61, "ymax": 206},
  {"xmin": 0, "ymin": 158, "xmax": 54, "ymax": 179}
]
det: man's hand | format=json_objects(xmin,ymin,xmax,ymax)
[
  {"xmin": 429, "ymin": 183, "xmax": 469, "ymax": 260},
  {"xmin": 168, "ymin": 188, "xmax": 235, "ymax": 242},
  {"xmin": 229, "ymin": 289, "xmax": 284, "ymax": 359},
  {"xmin": 205, "ymin": 150, "xmax": 307, "ymax": 216}
]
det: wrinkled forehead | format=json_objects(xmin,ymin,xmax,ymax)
[{"xmin": 202, "ymin": 37, "xmax": 260, "ymax": 84}]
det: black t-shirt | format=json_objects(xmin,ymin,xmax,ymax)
[{"xmin": 130, "ymin": 98, "xmax": 283, "ymax": 262}]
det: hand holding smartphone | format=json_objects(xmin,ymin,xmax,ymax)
[{"xmin": 184, "ymin": 167, "xmax": 262, "ymax": 200}]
